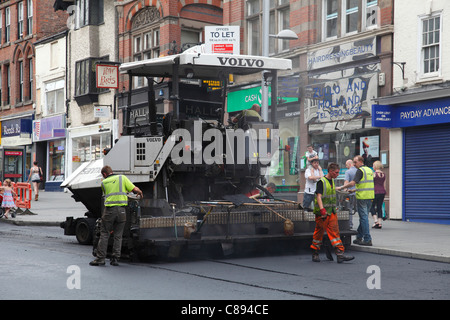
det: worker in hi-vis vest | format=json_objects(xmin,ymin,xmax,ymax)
[
  {"xmin": 310, "ymin": 162, "xmax": 354, "ymax": 263},
  {"xmin": 337, "ymin": 155, "xmax": 374, "ymax": 246},
  {"xmin": 90, "ymin": 165, "xmax": 143, "ymax": 266}
]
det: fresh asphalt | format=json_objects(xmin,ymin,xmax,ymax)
[{"xmin": 1, "ymin": 190, "xmax": 449, "ymax": 264}]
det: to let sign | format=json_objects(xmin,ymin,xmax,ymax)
[
  {"xmin": 205, "ymin": 26, "xmax": 240, "ymax": 55},
  {"xmin": 96, "ymin": 64, "xmax": 119, "ymax": 89}
]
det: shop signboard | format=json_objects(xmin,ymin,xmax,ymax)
[
  {"xmin": 96, "ymin": 64, "xmax": 119, "ymax": 89},
  {"xmin": 2, "ymin": 118, "xmax": 32, "ymax": 146},
  {"xmin": 33, "ymin": 115, "xmax": 66, "ymax": 142},
  {"xmin": 227, "ymin": 76, "xmax": 300, "ymax": 113},
  {"xmin": 307, "ymin": 37, "xmax": 376, "ymax": 71},
  {"xmin": 372, "ymin": 97, "xmax": 450, "ymax": 128},
  {"xmin": 304, "ymin": 63, "xmax": 379, "ymax": 124}
]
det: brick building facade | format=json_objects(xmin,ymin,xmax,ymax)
[{"xmin": 0, "ymin": 0, "xmax": 67, "ymax": 182}]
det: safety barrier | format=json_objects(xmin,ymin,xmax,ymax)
[{"xmin": 14, "ymin": 182, "xmax": 34, "ymax": 215}]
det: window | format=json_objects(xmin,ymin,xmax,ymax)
[
  {"xmin": 28, "ymin": 58, "xmax": 33, "ymax": 100},
  {"xmin": 344, "ymin": 0, "xmax": 359, "ymax": 35},
  {"xmin": 5, "ymin": 64, "xmax": 10, "ymax": 105},
  {"xmin": 27, "ymin": 0, "xmax": 33, "ymax": 35},
  {"xmin": 5, "ymin": 7, "xmax": 10, "ymax": 43},
  {"xmin": 365, "ymin": 0, "xmax": 378, "ymax": 29},
  {"xmin": 246, "ymin": 0, "xmax": 290, "ymax": 55},
  {"xmin": 18, "ymin": 2, "xmax": 23, "ymax": 38},
  {"xmin": 131, "ymin": 7, "xmax": 160, "ymax": 88},
  {"xmin": 18, "ymin": 61, "xmax": 23, "ymax": 102},
  {"xmin": 324, "ymin": 0, "xmax": 338, "ymax": 39},
  {"xmin": 45, "ymin": 79, "xmax": 65, "ymax": 116},
  {"xmin": 75, "ymin": 56, "xmax": 108, "ymax": 103},
  {"xmin": 49, "ymin": 140, "xmax": 65, "ymax": 181},
  {"xmin": 75, "ymin": 0, "xmax": 104, "ymax": 29},
  {"xmin": 71, "ymin": 133, "xmax": 111, "ymax": 172},
  {"xmin": 421, "ymin": 14, "xmax": 441, "ymax": 76},
  {"xmin": 0, "ymin": 11, "xmax": 2, "ymax": 44}
]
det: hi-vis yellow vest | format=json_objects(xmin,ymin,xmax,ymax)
[
  {"xmin": 355, "ymin": 166, "xmax": 375, "ymax": 200},
  {"xmin": 314, "ymin": 177, "xmax": 336, "ymax": 216},
  {"xmin": 101, "ymin": 175, "xmax": 129, "ymax": 207}
]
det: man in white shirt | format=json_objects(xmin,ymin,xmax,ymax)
[{"xmin": 303, "ymin": 158, "xmax": 323, "ymax": 211}]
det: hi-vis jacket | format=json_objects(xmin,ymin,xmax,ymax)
[
  {"xmin": 355, "ymin": 166, "xmax": 375, "ymax": 200},
  {"xmin": 101, "ymin": 174, "xmax": 136, "ymax": 207},
  {"xmin": 313, "ymin": 177, "xmax": 336, "ymax": 216}
]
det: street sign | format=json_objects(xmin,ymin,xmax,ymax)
[
  {"xmin": 96, "ymin": 64, "xmax": 119, "ymax": 89},
  {"xmin": 94, "ymin": 106, "xmax": 110, "ymax": 118},
  {"xmin": 205, "ymin": 26, "xmax": 240, "ymax": 55}
]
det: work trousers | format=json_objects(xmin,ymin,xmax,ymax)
[
  {"xmin": 310, "ymin": 213, "xmax": 344, "ymax": 252},
  {"xmin": 96, "ymin": 206, "xmax": 127, "ymax": 261}
]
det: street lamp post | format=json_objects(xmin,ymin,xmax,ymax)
[{"xmin": 260, "ymin": 0, "xmax": 298, "ymax": 121}]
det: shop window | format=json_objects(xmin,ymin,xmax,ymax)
[
  {"xmin": 310, "ymin": 129, "xmax": 380, "ymax": 172},
  {"xmin": 49, "ymin": 140, "xmax": 65, "ymax": 182},
  {"xmin": 71, "ymin": 133, "xmax": 111, "ymax": 173}
]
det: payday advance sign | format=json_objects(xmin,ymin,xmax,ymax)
[{"xmin": 372, "ymin": 97, "xmax": 450, "ymax": 128}]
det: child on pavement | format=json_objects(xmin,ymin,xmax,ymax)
[{"xmin": 1, "ymin": 179, "xmax": 16, "ymax": 219}]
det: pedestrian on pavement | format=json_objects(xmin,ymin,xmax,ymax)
[
  {"xmin": 310, "ymin": 162, "xmax": 354, "ymax": 263},
  {"xmin": 304, "ymin": 144, "xmax": 319, "ymax": 167},
  {"xmin": 1, "ymin": 179, "xmax": 17, "ymax": 219},
  {"xmin": 344, "ymin": 159, "xmax": 357, "ymax": 229},
  {"xmin": 27, "ymin": 161, "xmax": 43, "ymax": 201},
  {"xmin": 90, "ymin": 165, "xmax": 143, "ymax": 266},
  {"xmin": 337, "ymin": 155, "xmax": 374, "ymax": 246},
  {"xmin": 370, "ymin": 160, "xmax": 386, "ymax": 229},
  {"xmin": 303, "ymin": 158, "xmax": 323, "ymax": 211}
]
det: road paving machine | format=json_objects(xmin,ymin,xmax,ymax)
[{"xmin": 60, "ymin": 46, "xmax": 354, "ymax": 260}]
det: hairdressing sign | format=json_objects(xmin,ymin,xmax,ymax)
[{"xmin": 307, "ymin": 37, "xmax": 376, "ymax": 71}]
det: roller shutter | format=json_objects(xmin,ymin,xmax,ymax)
[{"xmin": 404, "ymin": 124, "xmax": 450, "ymax": 224}]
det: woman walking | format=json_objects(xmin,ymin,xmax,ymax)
[
  {"xmin": 27, "ymin": 161, "xmax": 43, "ymax": 201},
  {"xmin": 370, "ymin": 160, "xmax": 386, "ymax": 228}
]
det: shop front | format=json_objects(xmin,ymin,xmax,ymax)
[
  {"xmin": 67, "ymin": 122, "xmax": 114, "ymax": 176},
  {"xmin": 1, "ymin": 117, "xmax": 33, "ymax": 182},
  {"xmin": 303, "ymin": 37, "xmax": 385, "ymax": 174},
  {"xmin": 32, "ymin": 115, "xmax": 66, "ymax": 191},
  {"xmin": 373, "ymin": 91, "xmax": 450, "ymax": 225},
  {"xmin": 227, "ymin": 75, "xmax": 300, "ymax": 198}
]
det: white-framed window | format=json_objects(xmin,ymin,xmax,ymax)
[
  {"xmin": 420, "ymin": 13, "xmax": 441, "ymax": 77},
  {"xmin": 324, "ymin": 0, "xmax": 338, "ymax": 39},
  {"xmin": 5, "ymin": 7, "xmax": 10, "ymax": 43},
  {"xmin": 27, "ymin": 0, "xmax": 33, "ymax": 35},
  {"xmin": 18, "ymin": 2, "xmax": 24, "ymax": 38},
  {"xmin": 343, "ymin": 0, "xmax": 358, "ymax": 35},
  {"xmin": 364, "ymin": 0, "xmax": 378, "ymax": 30},
  {"xmin": 133, "ymin": 27, "xmax": 160, "ymax": 88},
  {"xmin": 246, "ymin": 0, "xmax": 291, "ymax": 55},
  {"xmin": 44, "ymin": 79, "xmax": 65, "ymax": 116}
]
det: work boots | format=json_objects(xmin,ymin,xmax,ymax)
[
  {"xmin": 336, "ymin": 249, "xmax": 355, "ymax": 263},
  {"xmin": 312, "ymin": 250, "xmax": 320, "ymax": 262}
]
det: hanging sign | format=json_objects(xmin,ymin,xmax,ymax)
[{"xmin": 96, "ymin": 64, "xmax": 119, "ymax": 89}]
